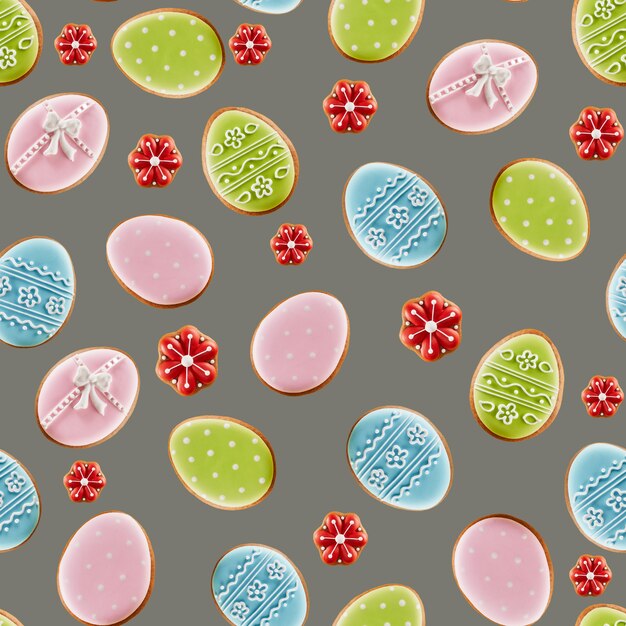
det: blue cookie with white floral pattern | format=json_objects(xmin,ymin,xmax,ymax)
[{"xmin": 234, "ymin": 0, "xmax": 303, "ymax": 14}]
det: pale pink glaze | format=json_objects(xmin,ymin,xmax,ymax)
[
  {"xmin": 106, "ymin": 215, "xmax": 213, "ymax": 306},
  {"xmin": 37, "ymin": 348, "xmax": 139, "ymax": 447},
  {"xmin": 6, "ymin": 94, "xmax": 109, "ymax": 193},
  {"xmin": 429, "ymin": 41, "xmax": 537, "ymax": 133},
  {"xmin": 454, "ymin": 516, "xmax": 551, "ymax": 626},
  {"xmin": 252, "ymin": 292, "xmax": 349, "ymax": 394},
  {"xmin": 58, "ymin": 512, "xmax": 153, "ymax": 626}
]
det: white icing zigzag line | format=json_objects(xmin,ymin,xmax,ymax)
[
  {"xmin": 480, "ymin": 373, "xmax": 553, "ymax": 403},
  {"xmin": 391, "ymin": 447, "xmax": 442, "ymax": 503},
  {"xmin": 215, "ymin": 144, "xmax": 284, "ymax": 183},
  {"xmin": 0, "ymin": 495, "xmax": 37, "ymax": 532},
  {"xmin": 244, "ymin": 573, "xmax": 296, "ymax": 626},
  {"xmin": 352, "ymin": 170, "xmax": 408, "ymax": 225},
  {"xmin": 580, "ymin": 10, "xmax": 626, "ymax": 44},
  {"xmin": 353, "ymin": 410, "xmax": 401, "ymax": 470},
  {"xmin": 259, "ymin": 582, "xmax": 298, "ymax": 626},
  {"xmin": 573, "ymin": 456, "xmax": 626, "ymax": 502},
  {"xmin": 391, "ymin": 207, "xmax": 443, "ymax": 261},
  {"xmin": 575, "ymin": 467, "xmax": 626, "ymax": 513},
  {"xmin": 216, "ymin": 548, "xmax": 262, "ymax": 603},
  {"xmin": 0, "ymin": 310, "xmax": 54, "ymax": 334},
  {"xmin": 5, "ymin": 257, "xmax": 72, "ymax": 287}
]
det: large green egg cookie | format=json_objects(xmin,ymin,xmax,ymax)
[
  {"xmin": 471, "ymin": 330, "xmax": 563, "ymax": 441},
  {"xmin": 491, "ymin": 159, "xmax": 589, "ymax": 261},
  {"xmin": 0, "ymin": 0, "xmax": 40, "ymax": 86},
  {"xmin": 577, "ymin": 605, "xmax": 626, "ymax": 626},
  {"xmin": 0, "ymin": 609, "xmax": 22, "ymax": 626},
  {"xmin": 169, "ymin": 417, "xmax": 275, "ymax": 509},
  {"xmin": 111, "ymin": 9, "xmax": 224, "ymax": 98},
  {"xmin": 329, "ymin": 0, "xmax": 423, "ymax": 62}
]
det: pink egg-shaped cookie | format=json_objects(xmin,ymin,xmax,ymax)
[
  {"xmin": 428, "ymin": 40, "xmax": 538, "ymax": 134},
  {"xmin": 5, "ymin": 93, "xmax": 109, "ymax": 193},
  {"xmin": 453, "ymin": 515, "xmax": 553, "ymax": 626},
  {"xmin": 58, "ymin": 512, "xmax": 154, "ymax": 626},
  {"xmin": 106, "ymin": 215, "xmax": 214, "ymax": 307},
  {"xmin": 251, "ymin": 291, "xmax": 350, "ymax": 395},
  {"xmin": 36, "ymin": 348, "xmax": 140, "ymax": 448}
]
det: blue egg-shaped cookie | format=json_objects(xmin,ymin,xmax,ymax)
[
  {"xmin": 343, "ymin": 163, "xmax": 447, "ymax": 268},
  {"xmin": 234, "ymin": 0, "xmax": 303, "ymax": 14},
  {"xmin": 0, "ymin": 450, "xmax": 40, "ymax": 552},
  {"xmin": 347, "ymin": 406, "xmax": 453, "ymax": 510},
  {"xmin": 607, "ymin": 255, "xmax": 626, "ymax": 340},
  {"xmin": 212, "ymin": 544, "xmax": 308, "ymax": 626},
  {"xmin": 567, "ymin": 443, "xmax": 626, "ymax": 551},
  {"xmin": 0, "ymin": 237, "xmax": 75, "ymax": 347}
]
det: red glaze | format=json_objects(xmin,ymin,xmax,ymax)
[
  {"xmin": 128, "ymin": 134, "xmax": 183, "ymax": 188},
  {"xmin": 400, "ymin": 290, "xmax": 462, "ymax": 362},
  {"xmin": 581, "ymin": 375, "xmax": 624, "ymax": 417},
  {"xmin": 63, "ymin": 461, "xmax": 106, "ymax": 503},
  {"xmin": 156, "ymin": 325, "xmax": 218, "ymax": 396},
  {"xmin": 312, "ymin": 512, "xmax": 368, "ymax": 565},
  {"xmin": 229, "ymin": 24, "xmax": 272, "ymax": 65},
  {"xmin": 270, "ymin": 224, "xmax": 313, "ymax": 265},
  {"xmin": 569, "ymin": 107, "xmax": 624, "ymax": 160},
  {"xmin": 323, "ymin": 80, "xmax": 378, "ymax": 133},
  {"xmin": 569, "ymin": 555, "xmax": 612, "ymax": 596},
  {"xmin": 54, "ymin": 24, "xmax": 97, "ymax": 65}
]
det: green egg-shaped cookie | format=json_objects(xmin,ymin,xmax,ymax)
[
  {"xmin": 169, "ymin": 416, "xmax": 275, "ymax": 510},
  {"xmin": 0, "ymin": 0, "xmax": 41, "ymax": 86},
  {"xmin": 577, "ymin": 605, "xmax": 626, "ymax": 626},
  {"xmin": 491, "ymin": 159, "xmax": 589, "ymax": 261},
  {"xmin": 471, "ymin": 330, "xmax": 563, "ymax": 441},
  {"xmin": 329, "ymin": 0, "xmax": 423, "ymax": 62},
  {"xmin": 0, "ymin": 609, "xmax": 23, "ymax": 626},
  {"xmin": 111, "ymin": 9, "xmax": 224, "ymax": 98}
]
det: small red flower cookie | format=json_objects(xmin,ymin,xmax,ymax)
[
  {"xmin": 313, "ymin": 512, "xmax": 368, "ymax": 565},
  {"xmin": 63, "ymin": 461, "xmax": 106, "ymax": 503},
  {"xmin": 569, "ymin": 555, "xmax": 612, "ymax": 596},
  {"xmin": 270, "ymin": 224, "xmax": 313, "ymax": 265},
  {"xmin": 581, "ymin": 375, "xmax": 624, "ymax": 417},
  {"xmin": 54, "ymin": 24, "xmax": 97, "ymax": 65},
  {"xmin": 229, "ymin": 24, "xmax": 272, "ymax": 65},
  {"xmin": 569, "ymin": 107, "xmax": 624, "ymax": 161},
  {"xmin": 156, "ymin": 325, "xmax": 218, "ymax": 396},
  {"xmin": 128, "ymin": 134, "xmax": 183, "ymax": 188},
  {"xmin": 400, "ymin": 291, "xmax": 462, "ymax": 362},
  {"xmin": 323, "ymin": 80, "xmax": 378, "ymax": 133}
]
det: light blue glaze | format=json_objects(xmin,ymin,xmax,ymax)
[
  {"xmin": 567, "ymin": 443, "xmax": 626, "ymax": 551},
  {"xmin": 0, "ymin": 238, "xmax": 74, "ymax": 347},
  {"xmin": 344, "ymin": 162, "xmax": 447, "ymax": 268},
  {"xmin": 0, "ymin": 451, "xmax": 39, "ymax": 552},
  {"xmin": 212, "ymin": 545, "xmax": 308, "ymax": 626},
  {"xmin": 236, "ymin": 0, "xmax": 302, "ymax": 14},
  {"xmin": 608, "ymin": 257, "xmax": 626, "ymax": 340},
  {"xmin": 348, "ymin": 407, "xmax": 452, "ymax": 510}
]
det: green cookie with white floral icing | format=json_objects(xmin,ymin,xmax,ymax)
[
  {"xmin": 491, "ymin": 159, "xmax": 589, "ymax": 261},
  {"xmin": 0, "ymin": 0, "xmax": 41, "ymax": 86},
  {"xmin": 471, "ymin": 330, "xmax": 563, "ymax": 441}
]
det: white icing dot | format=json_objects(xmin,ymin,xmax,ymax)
[
  {"xmin": 169, "ymin": 29, "xmax": 176, "ymax": 36},
  {"xmin": 124, "ymin": 42, "xmax": 132, "ymax": 49}
]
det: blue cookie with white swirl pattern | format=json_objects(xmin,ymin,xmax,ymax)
[
  {"xmin": 234, "ymin": 0, "xmax": 303, "ymax": 14},
  {"xmin": 607, "ymin": 255, "xmax": 626, "ymax": 340}
]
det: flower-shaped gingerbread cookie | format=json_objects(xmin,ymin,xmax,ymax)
[
  {"xmin": 570, "ymin": 107, "xmax": 624, "ymax": 160},
  {"xmin": 63, "ymin": 461, "xmax": 106, "ymax": 503},
  {"xmin": 581, "ymin": 375, "xmax": 624, "ymax": 417},
  {"xmin": 323, "ymin": 80, "xmax": 377, "ymax": 133},
  {"xmin": 569, "ymin": 555, "xmax": 612, "ymax": 596},
  {"xmin": 313, "ymin": 512, "xmax": 368, "ymax": 565},
  {"xmin": 229, "ymin": 24, "xmax": 272, "ymax": 65},
  {"xmin": 270, "ymin": 224, "xmax": 313, "ymax": 265},
  {"xmin": 128, "ymin": 134, "xmax": 183, "ymax": 188},
  {"xmin": 54, "ymin": 24, "xmax": 97, "ymax": 65}
]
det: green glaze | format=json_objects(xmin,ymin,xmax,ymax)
[
  {"xmin": 169, "ymin": 417, "xmax": 275, "ymax": 509},
  {"xmin": 0, "ymin": 611, "xmax": 20, "ymax": 626},
  {"xmin": 578, "ymin": 605, "xmax": 626, "ymax": 626},
  {"xmin": 492, "ymin": 160, "xmax": 588, "ymax": 261},
  {"xmin": 0, "ymin": 0, "xmax": 39, "ymax": 85},
  {"xmin": 204, "ymin": 109, "xmax": 297, "ymax": 214},
  {"xmin": 472, "ymin": 332, "xmax": 561, "ymax": 440},
  {"xmin": 112, "ymin": 10, "xmax": 223, "ymax": 97},
  {"xmin": 329, "ymin": 0, "xmax": 422, "ymax": 62},
  {"xmin": 334, "ymin": 585, "xmax": 423, "ymax": 626}
]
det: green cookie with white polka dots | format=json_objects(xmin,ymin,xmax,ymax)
[{"xmin": 491, "ymin": 159, "xmax": 589, "ymax": 261}]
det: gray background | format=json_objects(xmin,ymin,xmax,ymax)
[{"xmin": 0, "ymin": 0, "xmax": 624, "ymax": 624}]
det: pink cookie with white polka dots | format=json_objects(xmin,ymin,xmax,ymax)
[
  {"xmin": 453, "ymin": 515, "xmax": 553, "ymax": 626},
  {"xmin": 58, "ymin": 511, "xmax": 154, "ymax": 626},
  {"xmin": 251, "ymin": 291, "xmax": 350, "ymax": 395},
  {"xmin": 106, "ymin": 214, "xmax": 213, "ymax": 307}
]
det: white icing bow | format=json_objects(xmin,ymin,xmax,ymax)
[
  {"xmin": 73, "ymin": 365, "xmax": 112, "ymax": 416},
  {"xmin": 466, "ymin": 53, "xmax": 512, "ymax": 109},
  {"xmin": 43, "ymin": 111, "xmax": 82, "ymax": 161}
]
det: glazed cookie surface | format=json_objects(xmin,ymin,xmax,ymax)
[
  {"xmin": 313, "ymin": 512, "xmax": 368, "ymax": 565},
  {"xmin": 0, "ymin": 0, "xmax": 40, "ymax": 85},
  {"xmin": 606, "ymin": 255, "xmax": 626, "ymax": 340},
  {"xmin": 0, "ymin": 609, "xmax": 23, "ymax": 626},
  {"xmin": 491, "ymin": 159, "xmax": 588, "ymax": 261},
  {"xmin": 344, "ymin": 163, "xmax": 447, "ymax": 268},
  {"xmin": 569, "ymin": 555, "xmax": 612, "ymax": 597},
  {"xmin": 111, "ymin": 9, "xmax": 224, "ymax": 98},
  {"xmin": 203, "ymin": 108, "xmax": 298, "ymax": 214},
  {"xmin": 169, "ymin": 416, "xmax": 275, "ymax": 510},
  {"xmin": 577, "ymin": 605, "xmax": 626, "ymax": 626},
  {"xmin": 55, "ymin": 24, "xmax": 97, "ymax": 66},
  {"xmin": 234, "ymin": 0, "xmax": 303, "ymax": 14},
  {"xmin": 329, "ymin": 0, "xmax": 423, "ymax": 62}
]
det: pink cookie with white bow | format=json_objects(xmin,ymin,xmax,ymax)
[
  {"xmin": 427, "ymin": 40, "xmax": 538, "ymax": 134},
  {"xmin": 36, "ymin": 348, "xmax": 140, "ymax": 448},
  {"xmin": 58, "ymin": 511, "xmax": 154, "ymax": 626},
  {"xmin": 5, "ymin": 93, "xmax": 109, "ymax": 193}
]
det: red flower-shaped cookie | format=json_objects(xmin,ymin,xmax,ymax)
[
  {"xmin": 128, "ymin": 135, "xmax": 183, "ymax": 188},
  {"xmin": 156, "ymin": 325, "xmax": 218, "ymax": 396},
  {"xmin": 569, "ymin": 107, "xmax": 624, "ymax": 160},
  {"xmin": 569, "ymin": 555, "xmax": 612, "ymax": 596},
  {"xmin": 270, "ymin": 224, "xmax": 313, "ymax": 265},
  {"xmin": 581, "ymin": 375, "xmax": 624, "ymax": 417},
  {"xmin": 54, "ymin": 24, "xmax": 98, "ymax": 65},
  {"xmin": 229, "ymin": 24, "xmax": 272, "ymax": 65},
  {"xmin": 313, "ymin": 512, "xmax": 368, "ymax": 565},
  {"xmin": 400, "ymin": 291, "xmax": 462, "ymax": 362},
  {"xmin": 323, "ymin": 80, "xmax": 377, "ymax": 133},
  {"xmin": 63, "ymin": 461, "xmax": 106, "ymax": 503}
]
